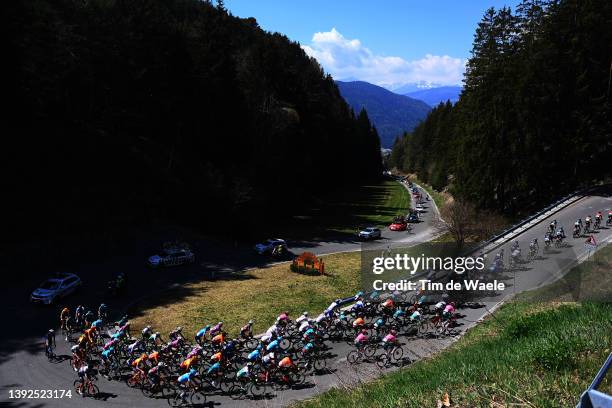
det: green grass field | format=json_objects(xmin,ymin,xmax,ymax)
[
  {"xmin": 273, "ymin": 179, "xmax": 410, "ymax": 239},
  {"xmin": 296, "ymin": 246, "xmax": 612, "ymax": 408}
]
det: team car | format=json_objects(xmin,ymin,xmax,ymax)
[
  {"xmin": 358, "ymin": 227, "xmax": 382, "ymax": 240},
  {"xmin": 147, "ymin": 245, "xmax": 195, "ymax": 268},
  {"xmin": 30, "ymin": 273, "xmax": 82, "ymax": 305},
  {"xmin": 255, "ymin": 238, "xmax": 288, "ymax": 255},
  {"xmin": 389, "ymin": 216, "xmax": 408, "ymax": 231}
]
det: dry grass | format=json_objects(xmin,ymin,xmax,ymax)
[{"xmin": 130, "ymin": 251, "xmax": 362, "ymax": 337}]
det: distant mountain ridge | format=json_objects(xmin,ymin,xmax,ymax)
[
  {"xmin": 404, "ymin": 86, "xmax": 462, "ymax": 106},
  {"xmin": 336, "ymin": 81, "xmax": 431, "ymax": 148}
]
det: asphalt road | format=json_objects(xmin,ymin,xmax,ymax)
[{"xmin": 1, "ymin": 186, "xmax": 611, "ymax": 408}]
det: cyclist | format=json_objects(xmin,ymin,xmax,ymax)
[
  {"xmin": 195, "ymin": 325, "xmax": 211, "ymax": 344},
  {"xmin": 77, "ymin": 360, "xmax": 98, "ymax": 395},
  {"xmin": 236, "ymin": 363, "xmax": 252, "ymax": 380},
  {"xmin": 325, "ymin": 299, "xmax": 341, "ymax": 313},
  {"xmin": 169, "ymin": 326, "xmax": 184, "ymax": 341},
  {"xmin": 354, "ymin": 329, "xmax": 368, "ymax": 348},
  {"xmin": 544, "ymin": 232, "xmax": 551, "ymax": 247},
  {"xmin": 276, "ymin": 312, "xmax": 289, "ymax": 325},
  {"xmin": 98, "ymin": 303, "xmax": 108, "ymax": 321},
  {"xmin": 549, "ymin": 220, "xmax": 557, "ymax": 234},
  {"xmin": 60, "ymin": 307, "xmax": 70, "ymax": 328},
  {"xmin": 141, "ymin": 325, "xmax": 152, "ymax": 339},
  {"xmin": 298, "ymin": 318, "xmax": 311, "ymax": 333},
  {"xmin": 75, "ymin": 305, "xmax": 85, "ymax": 327},
  {"xmin": 84, "ymin": 310, "xmax": 95, "ymax": 327},
  {"xmin": 608, "ymin": 210, "xmax": 612, "ymax": 225},
  {"xmin": 148, "ymin": 350, "xmax": 160, "ymax": 365},
  {"xmin": 382, "ymin": 329, "xmax": 398, "ymax": 348},
  {"xmin": 150, "ymin": 331, "xmax": 163, "ymax": 346},
  {"xmin": 261, "ymin": 351, "xmax": 276, "ymax": 368},
  {"xmin": 278, "ymin": 355, "xmax": 295, "ymax": 369},
  {"xmin": 556, "ymin": 227, "xmax": 565, "ymax": 240},
  {"xmin": 71, "ymin": 344, "xmax": 86, "ymax": 369},
  {"xmin": 246, "ymin": 348, "xmax": 261, "ymax": 363},
  {"xmin": 131, "ymin": 352, "xmax": 149, "ymax": 377},
  {"xmin": 180, "ymin": 355, "xmax": 199, "ymax": 373},
  {"xmin": 352, "ymin": 316, "xmax": 365, "ymax": 329},
  {"xmin": 239, "ymin": 320, "xmax": 254, "ymax": 338},
  {"xmin": 209, "ymin": 322, "xmax": 223, "ymax": 337},
  {"xmin": 295, "ymin": 311, "xmax": 309, "ymax": 324},
  {"xmin": 147, "ymin": 362, "xmax": 167, "ymax": 389},
  {"xmin": 382, "ymin": 297, "xmax": 395, "ymax": 310},
  {"xmin": 211, "ymin": 331, "xmax": 225, "ymax": 346},
  {"xmin": 409, "ymin": 308, "xmax": 423, "ymax": 322},
  {"xmin": 443, "ymin": 302, "xmax": 456, "ymax": 319},
  {"xmin": 177, "ymin": 368, "xmax": 199, "ymax": 401},
  {"xmin": 45, "ymin": 329, "xmax": 56, "ymax": 357}
]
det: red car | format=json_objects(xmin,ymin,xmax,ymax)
[{"xmin": 389, "ymin": 221, "xmax": 408, "ymax": 231}]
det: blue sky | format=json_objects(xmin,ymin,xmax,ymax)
[{"xmin": 226, "ymin": 0, "xmax": 522, "ymax": 87}]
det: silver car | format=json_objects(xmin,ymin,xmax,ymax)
[
  {"xmin": 30, "ymin": 273, "xmax": 82, "ymax": 305},
  {"xmin": 147, "ymin": 247, "xmax": 195, "ymax": 268}
]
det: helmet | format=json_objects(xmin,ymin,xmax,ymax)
[
  {"xmin": 450, "ymin": 302, "xmax": 456, "ymax": 306},
  {"xmin": 248, "ymin": 320, "xmax": 254, "ymax": 324},
  {"xmin": 176, "ymin": 326, "xmax": 183, "ymax": 331},
  {"xmin": 154, "ymin": 332, "xmax": 160, "ymax": 336},
  {"xmin": 48, "ymin": 329, "xmax": 54, "ymax": 333},
  {"xmin": 390, "ymin": 329, "xmax": 397, "ymax": 335},
  {"xmin": 158, "ymin": 362, "xmax": 166, "ymax": 367},
  {"xmin": 361, "ymin": 329, "xmax": 367, "ymax": 334},
  {"xmin": 303, "ymin": 311, "xmax": 308, "ymax": 316}
]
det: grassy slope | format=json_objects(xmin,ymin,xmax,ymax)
[
  {"xmin": 130, "ymin": 181, "xmax": 410, "ymax": 336},
  {"xmin": 275, "ymin": 180, "xmax": 410, "ymax": 239},
  {"xmin": 296, "ymin": 245, "xmax": 612, "ymax": 408},
  {"xmin": 130, "ymin": 252, "xmax": 362, "ymax": 337}
]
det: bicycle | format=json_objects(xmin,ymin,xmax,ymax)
[
  {"xmin": 73, "ymin": 377, "xmax": 99, "ymax": 398},
  {"xmin": 375, "ymin": 343, "xmax": 404, "ymax": 368},
  {"xmin": 168, "ymin": 382, "xmax": 206, "ymax": 407},
  {"xmin": 346, "ymin": 343, "xmax": 376, "ymax": 364}
]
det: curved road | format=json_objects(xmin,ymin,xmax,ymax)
[{"xmin": 2, "ymin": 185, "xmax": 611, "ymax": 407}]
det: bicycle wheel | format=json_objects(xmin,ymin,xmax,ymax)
[
  {"xmin": 73, "ymin": 380, "xmax": 83, "ymax": 395},
  {"xmin": 291, "ymin": 372, "xmax": 305, "ymax": 386},
  {"xmin": 229, "ymin": 385, "xmax": 246, "ymax": 400},
  {"xmin": 190, "ymin": 391, "xmax": 206, "ymax": 405},
  {"xmin": 279, "ymin": 338, "xmax": 291, "ymax": 350},
  {"xmin": 219, "ymin": 380, "xmax": 233, "ymax": 394},
  {"xmin": 87, "ymin": 383, "xmax": 99, "ymax": 397},
  {"xmin": 347, "ymin": 350, "xmax": 360, "ymax": 364},
  {"xmin": 391, "ymin": 346, "xmax": 403, "ymax": 362},
  {"xmin": 168, "ymin": 393, "xmax": 185, "ymax": 407},
  {"xmin": 313, "ymin": 358, "xmax": 326, "ymax": 372},
  {"xmin": 248, "ymin": 382, "xmax": 266, "ymax": 398},
  {"xmin": 126, "ymin": 374, "xmax": 141, "ymax": 388},
  {"xmin": 375, "ymin": 354, "xmax": 389, "ymax": 368},
  {"xmin": 364, "ymin": 345, "xmax": 376, "ymax": 359}
]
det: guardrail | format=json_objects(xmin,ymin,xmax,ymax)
[{"xmin": 468, "ymin": 188, "xmax": 588, "ymax": 255}]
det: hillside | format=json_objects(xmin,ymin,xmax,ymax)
[
  {"xmin": 405, "ymin": 86, "xmax": 462, "ymax": 106},
  {"xmin": 3, "ymin": 0, "xmax": 382, "ymax": 242},
  {"xmin": 390, "ymin": 0, "xmax": 611, "ymax": 213},
  {"xmin": 336, "ymin": 81, "xmax": 431, "ymax": 148}
]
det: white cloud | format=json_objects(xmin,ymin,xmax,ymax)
[{"xmin": 302, "ymin": 28, "xmax": 466, "ymax": 87}]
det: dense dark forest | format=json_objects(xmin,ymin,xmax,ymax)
[
  {"xmin": 2, "ymin": 0, "xmax": 382, "ymax": 243},
  {"xmin": 390, "ymin": 0, "xmax": 611, "ymax": 214}
]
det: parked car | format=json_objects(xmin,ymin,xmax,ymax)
[
  {"xmin": 389, "ymin": 221, "xmax": 408, "ymax": 231},
  {"xmin": 358, "ymin": 227, "xmax": 382, "ymax": 240},
  {"xmin": 255, "ymin": 238, "xmax": 288, "ymax": 255},
  {"xmin": 147, "ymin": 247, "xmax": 195, "ymax": 268},
  {"xmin": 30, "ymin": 273, "xmax": 82, "ymax": 305}
]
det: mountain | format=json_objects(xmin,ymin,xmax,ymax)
[
  {"xmin": 404, "ymin": 86, "xmax": 462, "ymax": 106},
  {"xmin": 336, "ymin": 81, "xmax": 431, "ymax": 148}
]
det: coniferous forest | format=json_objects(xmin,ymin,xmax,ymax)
[
  {"xmin": 3, "ymin": 0, "xmax": 382, "ymax": 242},
  {"xmin": 389, "ymin": 0, "xmax": 611, "ymax": 214}
]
